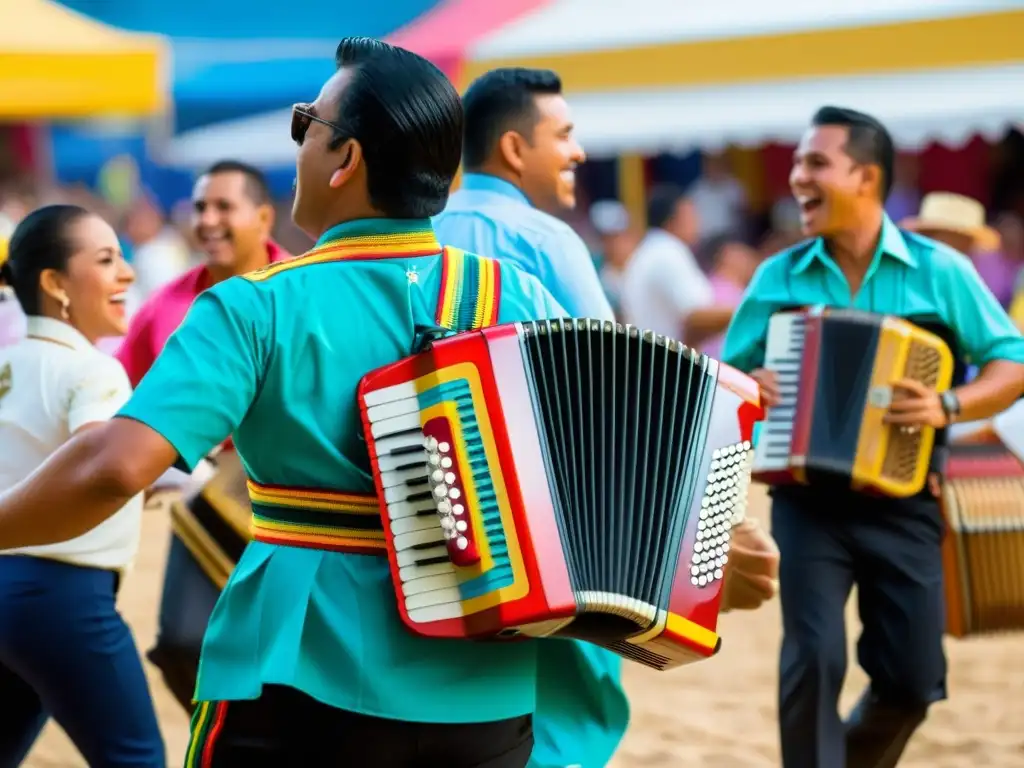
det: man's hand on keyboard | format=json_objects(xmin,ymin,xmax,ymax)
[{"xmin": 750, "ymin": 368, "xmax": 781, "ymax": 408}]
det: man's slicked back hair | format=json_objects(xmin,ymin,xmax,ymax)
[
  {"xmin": 811, "ymin": 105, "xmax": 896, "ymax": 201},
  {"xmin": 332, "ymin": 37, "xmax": 463, "ymax": 218},
  {"xmin": 461, "ymin": 67, "xmax": 562, "ymax": 169}
]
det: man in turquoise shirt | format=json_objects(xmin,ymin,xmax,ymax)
[
  {"xmin": 0, "ymin": 39, "xmax": 567, "ymax": 767},
  {"xmin": 722, "ymin": 106, "xmax": 1024, "ymax": 768},
  {"xmin": 435, "ymin": 67, "xmax": 626, "ymax": 768}
]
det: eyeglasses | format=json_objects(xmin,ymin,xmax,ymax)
[{"xmin": 291, "ymin": 103, "xmax": 347, "ymax": 146}]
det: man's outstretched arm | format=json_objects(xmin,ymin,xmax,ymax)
[{"xmin": 0, "ymin": 419, "xmax": 177, "ymax": 548}]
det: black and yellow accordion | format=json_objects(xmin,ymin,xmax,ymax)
[
  {"xmin": 149, "ymin": 450, "xmax": 249, "ymax": 712},
  {"xmin": 750, "ymin": 307, "xmax": 954, "ymax": 497}
]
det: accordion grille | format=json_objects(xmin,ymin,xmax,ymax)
[
  {"xmin": 519, "ymin": 318, "xmax": 719, "ymax": 639},
  {"xmin": 881, "ymin": 341, "xmax": 945, "ymax": 484}
]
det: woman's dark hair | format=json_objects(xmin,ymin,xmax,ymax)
[{"xmin": 3, "ymin": 204, "xmax": 92, "ymax": 316}]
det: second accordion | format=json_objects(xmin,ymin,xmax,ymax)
[
  {"xmin": 751, "ymin": 307, "xmax": 954, "ymax": 497},
  {"xmin": 358, "ymin": 319, "xmax": 760, "ymax": 670}
]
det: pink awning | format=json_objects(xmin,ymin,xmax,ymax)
[{"xmin": 387, "ymin": 0, "xmax": 550, "ymax": 86}]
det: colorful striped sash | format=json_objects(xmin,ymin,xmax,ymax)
[
  {"xmin": 435, "ymin": 247, "xmax": 502, "ymax": 332},
  {"xmin": 248, "ymin": 479, "xmax": 386, "ymax": 556}
]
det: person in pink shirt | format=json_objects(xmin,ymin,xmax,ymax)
[
  {"xmin": 702, "ymin": 236, "xmax": 760, "ymax": 360},
  {"xmin": 116, "ymin": 161, "xmax": 290, "ymax": 386}
]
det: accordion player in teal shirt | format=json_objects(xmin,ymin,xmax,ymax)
[{"xmin": 0, "ymin": 39, "xmax": 566, "ymax": 767}]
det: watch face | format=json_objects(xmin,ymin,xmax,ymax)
[{"xmin": 942, "ymin": 391, "xmax": 960, "ymax": 414}]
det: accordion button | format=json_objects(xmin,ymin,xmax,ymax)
[
  {"xmin": 456, "ymin": 537, "xmax": 469, "ymax": 550},
  {"xmin": 441, "ymin": 457, "xmax": 453, "ymax": 469},
  {"xmin": 431, "ymin": 470, "xmax": 444, "ymax": 483},
  {"xmin": 440, "ymin": 517, "xmax": 455, "ymax": 530},
  {"xmin": 444, "ymin": 472, "xmax": 456, "ymax": 485},
  {"xmin": 455, "ymin": 520, "xmax": 468, "ymax": 532},
  {"xmin": 438, "ymin": 442, "xmax": 450, "ymax": 453},
  {"xmin": 433, "ymin": 485, "xmax": 448, "ymax": 499},
  {"xmin": 452, "ymin": 504, "xmax": 465, "ymax": 516},
  {"xmin": 425, "ymin": 437, "xmax": 438, "ymax": 451},
  {"xmin": 449, "ymin": 488, "xmax": 462, "ymax": 500},
  {"xmin": 437, "ymin": 500, "xmax": 452, "ymax": 514}
]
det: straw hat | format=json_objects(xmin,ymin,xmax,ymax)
[{"xmin": 900, "ymin": 192, "xmax": 1000, "ymax": 251}]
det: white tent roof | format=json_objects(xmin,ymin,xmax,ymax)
[
  {"xmin": 468, "ymin": 0, "xmax": 1008, "ymax": 59},
  {"xmin": 160, "ymin": 63, "xmax": 1024, "ymax": 168}
]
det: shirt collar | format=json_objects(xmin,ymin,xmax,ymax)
[
  {"xmin": 314, "ymin": 218, "xmax": 441, "ymax": 254},
  {"xmin": 791, "ymin": 214, "xmax": 918, "ymax": 274},
  {"xmin": 25, "ymin": 315, "xmax": 92, "ymax": 351},
  {"xmin": 459, "ymin": 173, "xmax": 532, "ymax": 207}
]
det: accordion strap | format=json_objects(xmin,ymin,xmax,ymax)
[{"xmin": 435, "ymin": 247, "xmax": 502, "ymax": 332}]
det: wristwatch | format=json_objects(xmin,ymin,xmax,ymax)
[{"xmin": 939, "ymin": 389, "xmax": 961, "ymax": 424}]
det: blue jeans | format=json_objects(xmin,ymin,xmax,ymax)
[{"xmin": 0, "ymin": 555, "xmax": 165, "ymax": 767}]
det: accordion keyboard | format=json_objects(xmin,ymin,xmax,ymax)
[
  {"xmin": 365, "ymin": 384, "xmax": 464, "ymax": 621},
  {"xmin": 365, "ymin": 379, "xmax": 513, "ymax": 624},
  {"xmin": 753, "ymin": 312, "xmax": 806, "ymax": 471}
]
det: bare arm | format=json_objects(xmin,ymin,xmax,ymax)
[
  {"xmin": 0, "ymin": 418, "xmax": 178, "ymax": 549},
  {"xmin": 684, "ymin": 306, "xmax": 735, "ymax": 348}
]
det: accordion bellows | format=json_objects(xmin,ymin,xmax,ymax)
[
  {"xmin": 942, "ymin": 442, "xmax": 1024, "ymax": 637},
  {"xmin": 359, "ymin": 319, "xmax": 760, "ymax": 670}
]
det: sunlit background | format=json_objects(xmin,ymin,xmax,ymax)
[{"xmin": 2, "ymin": 1, "xmax": 1023, "ymax": 765}]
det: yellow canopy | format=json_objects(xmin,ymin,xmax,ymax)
[{"xmin": 0, "ymin": 0, "xmax": 168, "ymax": 120}]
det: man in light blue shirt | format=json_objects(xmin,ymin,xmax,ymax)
[
  {"xmin": 434, "ymin": 67, "xmax": 625, "ymax": 768},
  {"xmin": 434, "ymin": 68, "xmax": 613, "ymax": 322}
]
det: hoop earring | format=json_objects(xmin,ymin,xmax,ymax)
[{"xmin": 60, "ymin": 295, "xmax": 70, "ymax": 322}]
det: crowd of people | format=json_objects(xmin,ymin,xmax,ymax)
[{"xmin": 0, "ymin": 34, "xmax": 1022, "ymax": 768}]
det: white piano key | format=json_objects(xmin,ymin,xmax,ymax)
[
  {"xmin": 402, "ymin": 572, "xmax": 459, "ymax": 597},
  {"xmin": 404, "ymin": 585, "xmax": 463, "ymax": 610},
  {"xmin": 407, "ymin": 601, "xmax": 465, "ymax": 624},
  {"xmin": 374, "ymin": 432, "xmax": 425, "ymax": 458},
  {"xmin": 376, "ymin": 449, "xmax": 427, "ymax": 473},
  {"xmin": 383, "ymin": 482, "xmax": 429, "ymax": 505},
  {"xmin": 380, "ymin": 465, "xmax": 429, "ymax": 489},
  {"xmin": 366, "ymin": 396, "xmax": 421, "ymax": 423},
  {"xmin": 387, "ymin": 497, "xmax": 436, "ymax": 521},
  {"xmin": 390, "ymin": 514, "xmax": 443, "ymax": 536},
  {"xmin": 396, "ymin": 544, "xmax": 448, "ymax": 568},
  {"xmin": 371, "ymin": 411, "xmax": 423, "ymax": 439},
  {"xmin": 393, "ymin": 526, "xmax": 445, "ymax": 550},
  {"xmin": 399, "ymin": 560, "xmax": 454, "ymax": 582},
  {"xmin": 363, "ymin": 381, "xmax": 418, "ymax": 407}
]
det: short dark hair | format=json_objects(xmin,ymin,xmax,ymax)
[
  {"xmin": 330, "ymin": 37, "xmax": 462, "ymax": 219},
  {"xmin": 461, "ymin": 67, "xmax": 562, "ymax": 169},
  {"xmin": 647, "ymin": 184, "xmax": 689, "ymax": 230},
  {"xmin": 200, "ymin": 160, "xmax": 271, "ymax": 205},
  {"xmin": 1, "ymin": 204, "xmax": 92, "ymax": 316},
  {"xmin": 811, "ymin": 106, "xmax": 895, "ymax": 201}
]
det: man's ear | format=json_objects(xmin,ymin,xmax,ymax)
[
  {"xmin": 329, "ymin": 139, "xmax": 362, "ymax": 189},
  {"xmin": 497, "ymin": 131, "xmax": 528, "ymax": 175}
]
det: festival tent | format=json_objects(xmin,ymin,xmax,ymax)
[
  {"xmin": 0, "ymin": 0, "xmax": 168, "ymax": 119},
  {"xmin": 463, "ymin": 0, "xmax": 1023, "ymax": 156},
  {"xmin": 159, "ymin": 0, "xmax": 550, "ymax": 169}
]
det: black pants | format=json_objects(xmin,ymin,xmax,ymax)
[
  {"xmin": 188, "ymin": 684, "xmax": 533, "ymax": 767},
  {"xmin": 772, "ymin": 487, "xmax": 947, "ymax": 768}
]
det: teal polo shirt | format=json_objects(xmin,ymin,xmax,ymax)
[
  {"xmin": 118, "ymin": 218, "xmax": 566, "ymax": 722},
  {"xmin": 722, "ymin": 215, "xmax": 1024, "ymax": 374}
]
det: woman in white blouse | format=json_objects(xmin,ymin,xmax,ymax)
[{"xmin": 0, "ymin": 205, "xmax": 165, "ymax": 766}]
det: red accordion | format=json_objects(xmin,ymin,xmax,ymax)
[{"xmin": 357, "ymin": 319, "xmax": 760, "ymax": 670}]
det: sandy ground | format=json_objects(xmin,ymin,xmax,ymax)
[{"xmin": 25, "ymin": 486, "xmax": 1024, "ymax": 767}]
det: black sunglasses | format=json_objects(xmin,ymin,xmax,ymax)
[{"xmin": 291, "ymin": 103, "xmax": 347, "ymax": 146}]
